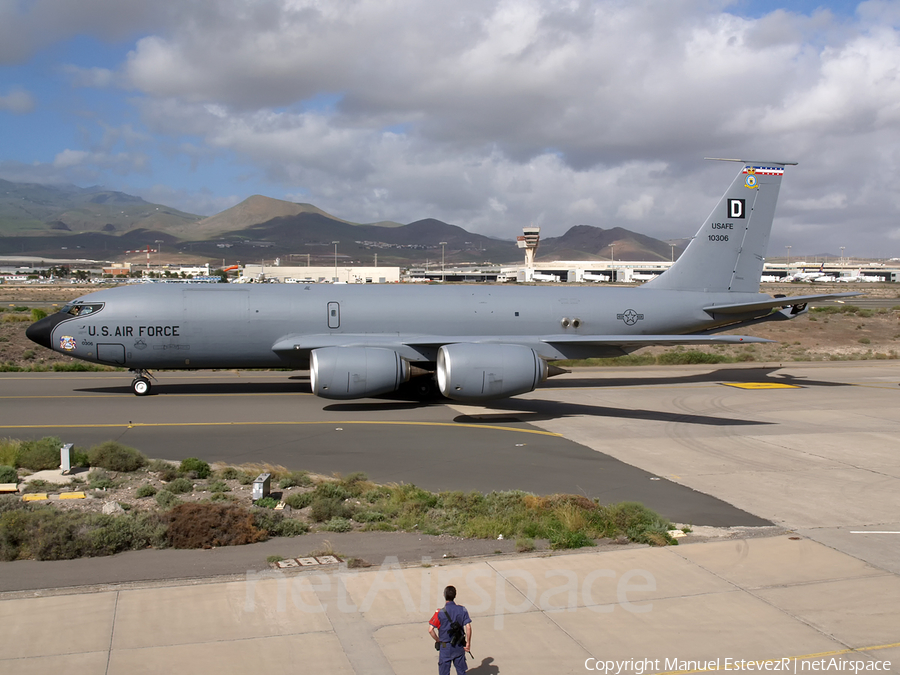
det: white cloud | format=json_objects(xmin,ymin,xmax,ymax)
[
  {"xmin": 10, "ymin": 1, "xmax": 900, "ymax": 256},
  {"xmin": 0, "ymin": 87, "xmax": 35, "ymax": 114},
  {"xmin": 63, "ymin": 65, "xmax": 117, "ymax": 88}
]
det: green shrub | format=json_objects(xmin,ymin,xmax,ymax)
[
  {"xmin": 322, "ymin": 517, "xmax": 353, "ymax": 532},
  {"xmin": 279, "ymin": 470, "xmax": 313, "ymax": 489},
  {"xmin": 0, "ymin": 466, "xmax": 17, "ymax": 484},
  {"xmin": 18, "ymin": 437, "xmax": 65, "ymax": 470},
  {"xmin": 0, "ymin": 439, "xmax": 22, "ymax": 467},
  {"xmin": 31, "ymin": 308, "xmax": 47, "ymax": 321},
  {"xmin": 309, "ymin": 496, "xmax": 354, "ymax": 522},
  {"xmin": 22, "ymin": 479, "xmax": 51, "ymax": 493},
  {"xmin": 218, "ymin": 467, "xmax": 241, "ymax": 480},
  {"xmin": 87, "ymin": 441, "xmax": 147, "ymax": 472},
  {"xmin": 179, "ymin": 457, "xmax": 211, "ymax": 479},
  {"xmin": 254, "ymin": 496, "xmax": 279, "ymax": 509},
  {"xmin": 71, "ymin": 450, "xmax": 90, "ymax": 467},
  {"xmin": 252, "ymin": 509, "xmax": 309, "ymax": 537},
  {"xmin": 0, "ymin": 504, "xmax": 166, "ymax": 561},
  {"xmin": 314, "ymin": 481, "xmax": 351, "ymax": 501},
  {"xmin": 149, "ymin": 460, "xmax": 179, "ymax": 482},
  {"xmin": 605, "ymin": 502, "xmax": 674, "ymax": 546},
  {"xmin": 206, "ymin": 480, "xmax": 229, "ymax": 493},
  {"xmin": 136, "ymin": 484, "xmax": 157, "ymax": 498},
  {"xmin": 339, "ymin": 472, "xmax": 373, "ymax": 496},
  {"xmin": 88, "ymin": 470, "xmax": 117, "ymax": 490},
  {"xmin": 284, "ymin": 492, "xmax": 314, "ymax": 510},
  {"xmin": 548, "ymin": 528, "xmax": 594, "ymax": 550},
  {"xmin": 166, "ymin": 477, "xmax": 193, "ymax": 494},
  {"xmin": 155, "ymin": 490, "xmax": 180, "ymax": 509}
]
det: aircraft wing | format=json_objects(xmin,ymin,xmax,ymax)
[
  {"xmin": 702, "ymin": 292, "xmax": 861, "ymax": 315},
  {"xmin": 272, "ymin": 333, "xmax": 772, "ymax": 356},
  {"xmin": 541, "ymin": 334, "xmax": 772, "ymax": 347}
]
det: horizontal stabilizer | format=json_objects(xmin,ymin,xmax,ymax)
[{"xmin": 703, "ymin": 292, "xmax": 861, "ymax": 315}]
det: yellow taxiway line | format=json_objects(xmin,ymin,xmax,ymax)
[{"xmin": 0, "ymin": 419, "xmax": 563, "ymax": 437}]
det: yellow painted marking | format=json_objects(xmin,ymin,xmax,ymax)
[
  {"xmin": 0, "ymin": 483, "xmax": 18, "ymax": 493},
  {"xmin": 657, "ymin": 640, "xmax": 900, "ymax": 674},
  {"xmin": 0, "ymin": 420, "xmax": 562, "ymax": 437},
  {"xmin": 23, "ymin": 493, "xmax": 48, "ymax": 501},
  {"xmin": 722, "ymin": 382, "xmax": 800, "ymax": 389},
  {"xmin": 59, "ymin": 492, "xmax": 86, "ymax": 500}
]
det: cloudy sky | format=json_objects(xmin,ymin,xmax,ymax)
[{"xmin": 1, "ymin": 0, "xmax": 898, "ymax": 258}]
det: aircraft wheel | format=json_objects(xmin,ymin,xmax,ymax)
[{"xmin": 132, "ymin": 377, "xmax": 151, "ymax": 396}]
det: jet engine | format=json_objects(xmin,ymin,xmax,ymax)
[
  {"xmin": 436, "ymin": 343, "xmax": 549, "ymax": 402},
  {"xmin": 310, "ymin": 347, "xmax": 410, "ymax": 399}
]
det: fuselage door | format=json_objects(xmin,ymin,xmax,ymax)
[
  {"xmin": 327, "ymin": 302, "xmax": 340, "ymax": 329},
  {"xmin": 97, "ymin": 343, "xmax": 126, "ymax": 365}
]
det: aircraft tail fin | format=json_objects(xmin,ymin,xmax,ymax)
[{"xmin": 644, "ymin": 159, "xmax": 796, "ymax": 293}]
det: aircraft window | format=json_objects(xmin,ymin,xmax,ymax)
[{"xmin": 64, "ymin": 303, "xmax": 104, "ymax": 316}]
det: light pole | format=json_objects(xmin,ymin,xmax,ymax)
[
  {"xmin": 332, "ymin": 241, "xmax": 339, "ymax": 282},
  {"xmin": 840, "ymin": 246, "xmax": 845, "ymax": 265},
  {"xmin": 670, "ymin": 244, "xmax": 675, "ymax": 262},
  {"xmin": 440, "ymin": 241, "xmax": 447, "ymax": 282},
  {"xmin": 786, "ymin": 245, "xmax": 791, "ymax": 268}
]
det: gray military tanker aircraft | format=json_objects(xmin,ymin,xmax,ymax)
[{"xmin": 27, "ymin": 159, "xmax": 857, "ymax": 401}]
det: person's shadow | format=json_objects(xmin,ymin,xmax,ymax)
[{"xmin": 467, "ymin": 656, "xmax": 500, "ymax": 674}]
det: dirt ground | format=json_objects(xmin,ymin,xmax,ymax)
[{"xmin": 2, "ymin": 282, "xmax": 900, "ymax": 370}]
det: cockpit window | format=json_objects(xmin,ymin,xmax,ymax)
[{"xmin": 62, "ymin": 303, "xmax": 104, "ymax": 316}]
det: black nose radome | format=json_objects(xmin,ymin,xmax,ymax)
[{"xmin": 26, "ymin": 314, "xmax": 63, "ymax": 350}]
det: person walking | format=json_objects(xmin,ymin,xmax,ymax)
[{"xmin": 428, "ymin": 585, "xmax": 472, "ymax": 675}]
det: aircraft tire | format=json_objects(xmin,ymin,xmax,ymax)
[{"xmin": 132, "ymin": 377, "xmax": 151, "ymax": 396}]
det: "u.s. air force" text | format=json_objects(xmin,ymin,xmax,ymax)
[{"xmin": 87, "ymin": 325, "xmax": 180, "ymax": 337}]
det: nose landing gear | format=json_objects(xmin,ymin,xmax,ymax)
[{"xmin": 130, "ymin": 369, "xmax": 154, "ymax": 396}]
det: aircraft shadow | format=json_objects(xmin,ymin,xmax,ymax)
[
  {"xmin": 323, "ymin": 401, "xmax": 433, "ymax": 412},
  {"xmin": 540, "ymin": 366, "xmax": 851, "ymax": 389},
  {"xmin": 455, "ymin": 398, "xmax": 771, "ymax": 427},
  {"xmin": 75, "ymin": 381, "xmax": 313, "ymax": 396}
]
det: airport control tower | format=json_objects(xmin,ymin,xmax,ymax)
[{"xmin": 517, "ymin": 226, "xmax": 540, "ymax": 268}]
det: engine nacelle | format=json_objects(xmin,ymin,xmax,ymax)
[
  {"xmin": 436, "ymin": 343, "xmax": 549, "ymax": 402},
  {"xmin": 310, "ymin": 347, "xmax": 409, "ymax": 400}
]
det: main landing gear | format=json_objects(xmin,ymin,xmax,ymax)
[{"xmin": 130, "ymin": 369, "xmax": 154, "ymax": 396}]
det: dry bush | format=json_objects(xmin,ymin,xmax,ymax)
[{"xmin": 166, "ymin": 503, "xmax": 266, "ymax": 549}]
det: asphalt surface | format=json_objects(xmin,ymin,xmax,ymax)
[
  {"xmin": 3, "ymin": 362, "xmax": 899, "ymax": 675},
  {"xmin": 0, "ymin": 370, "xmax": 765, "ymax": 527}
]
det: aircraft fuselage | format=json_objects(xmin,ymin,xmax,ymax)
[{"xmin": 29, "ymin": 283, "xmax": 768, "ymax": 370}]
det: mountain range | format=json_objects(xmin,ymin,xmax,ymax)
[{"xmin": 0, "ymin": 180, "xmax": 684, "ymax": 265}]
